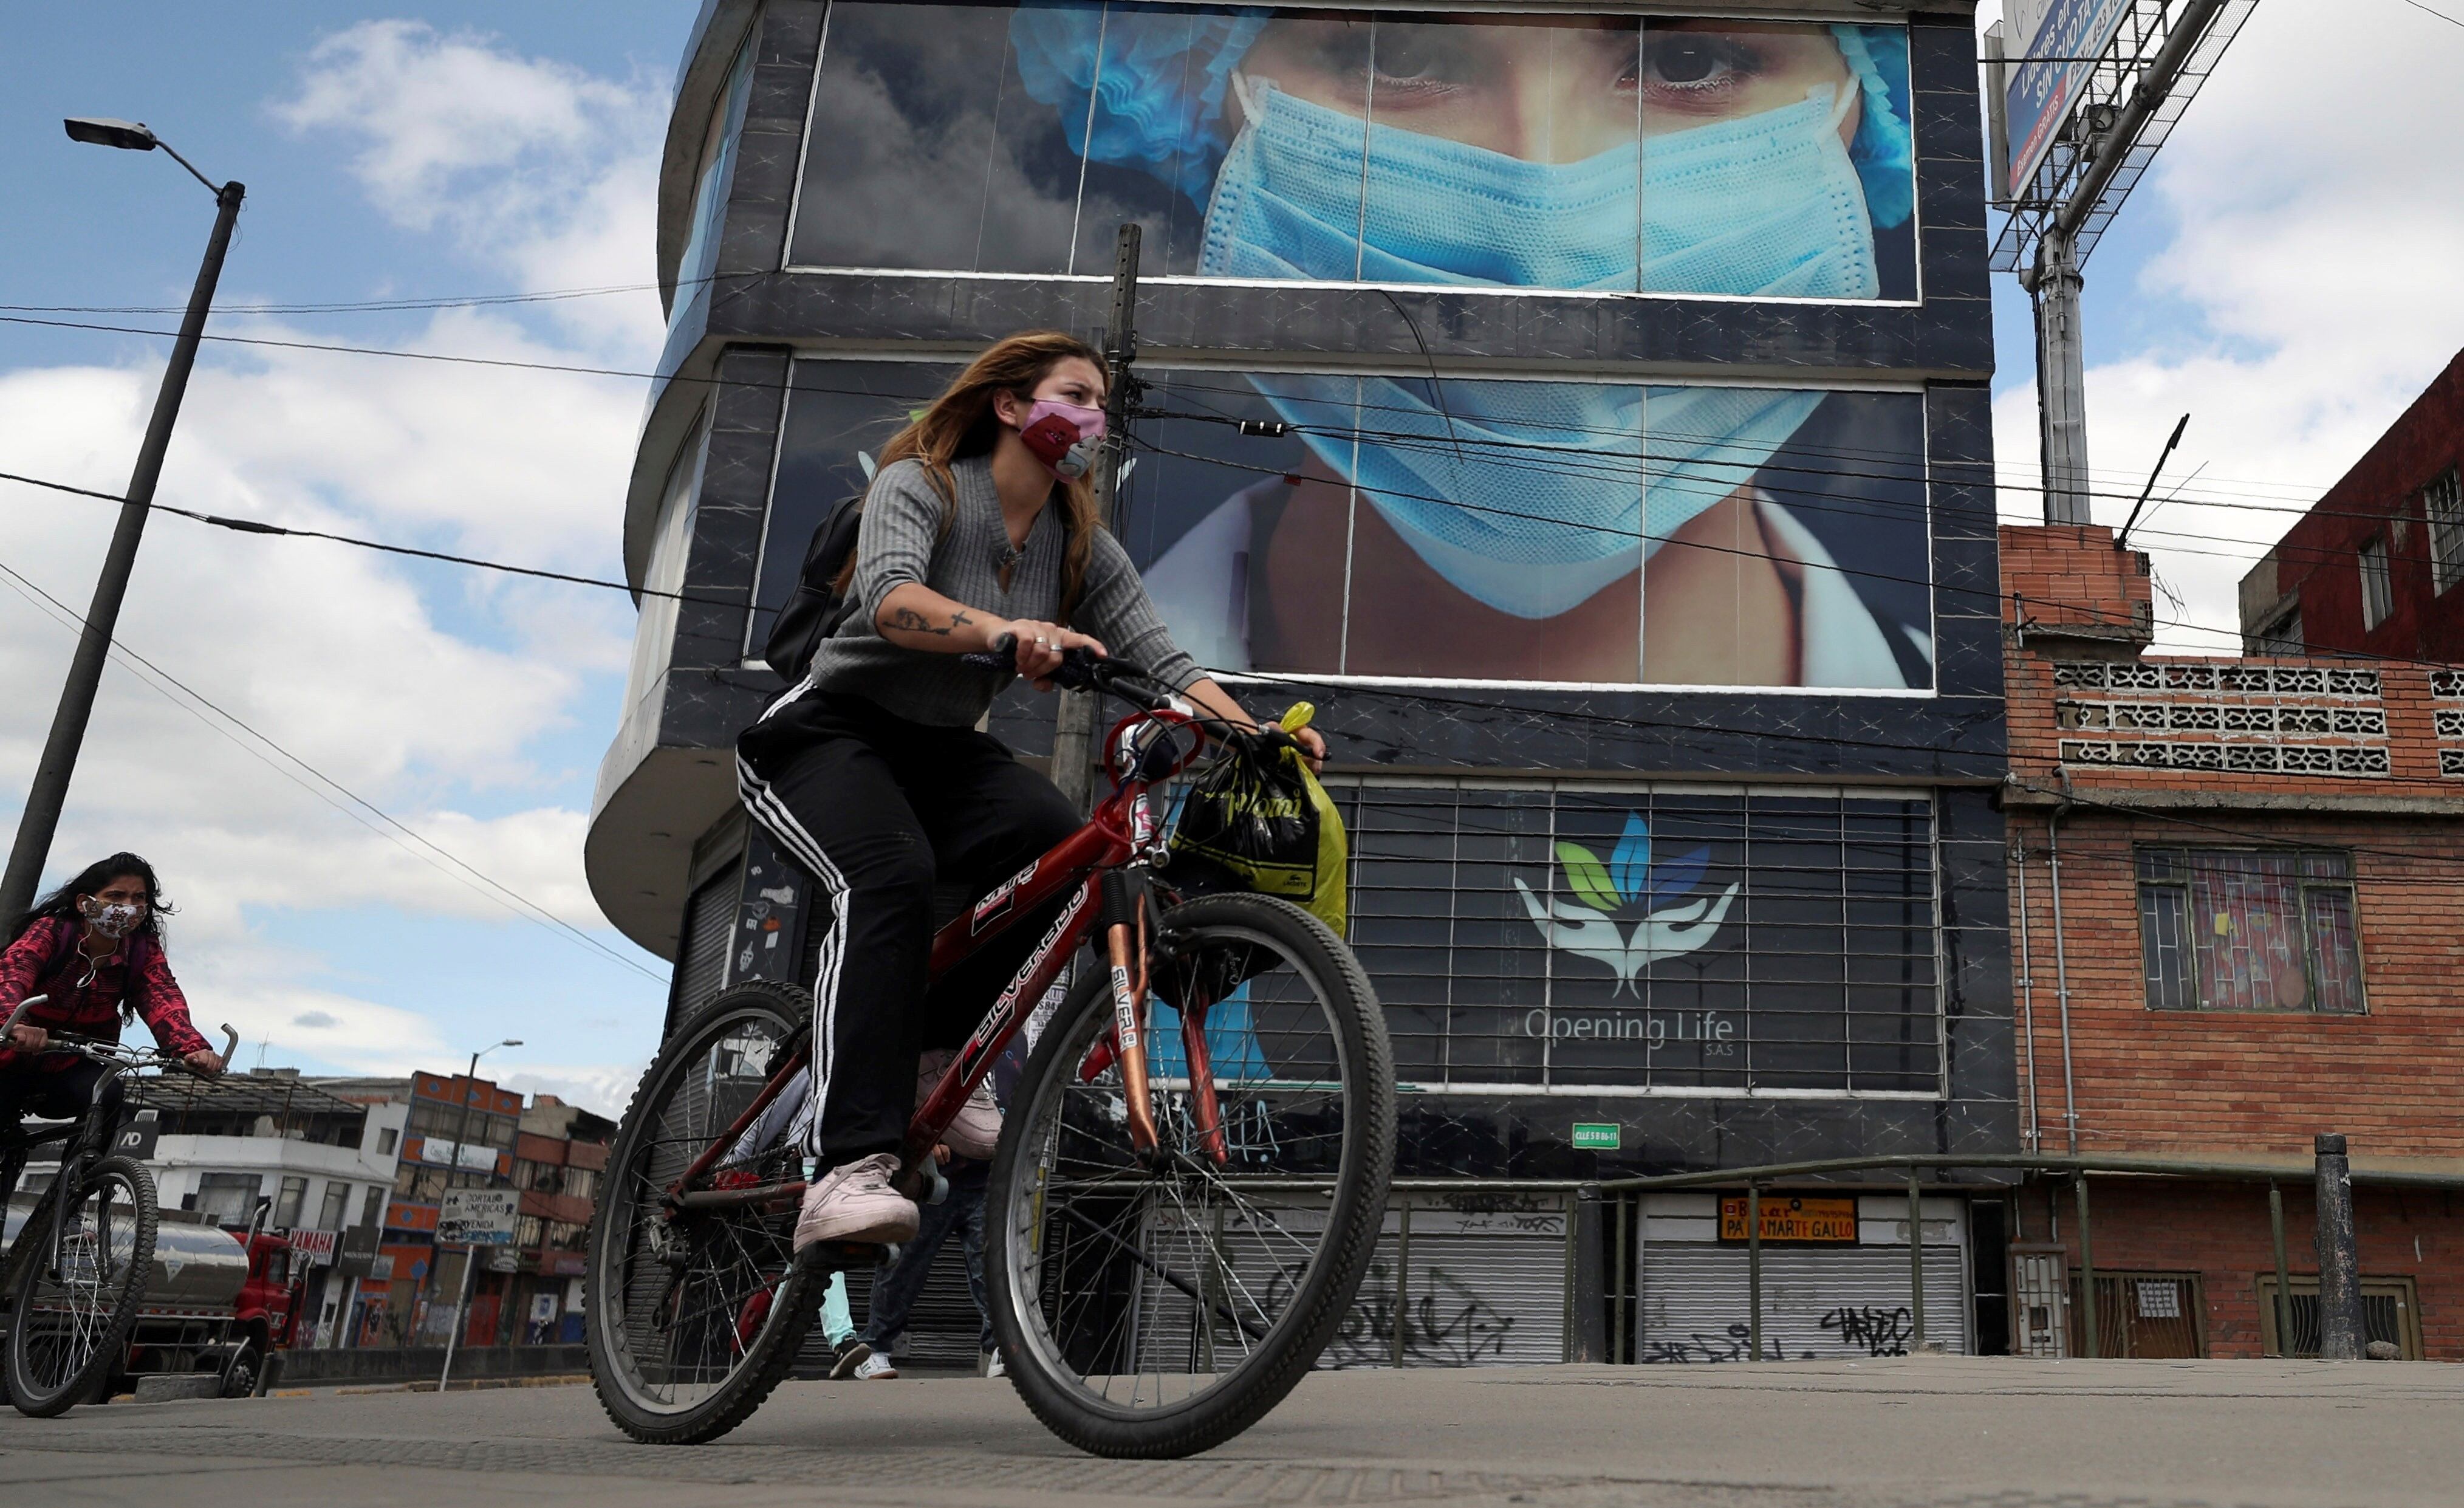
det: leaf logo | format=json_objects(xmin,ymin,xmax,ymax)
[{"xmin": 1514, "ymin": 814, "xmax": 1739, "ymax": 995}]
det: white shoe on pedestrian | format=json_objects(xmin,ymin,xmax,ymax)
[
  {"xmin": 794, "ymin": 1153, "xmax": 918, "ymax": 1252},
  {"xmin": 853, "ymin": 1351, "xmax": 898, "ymax": 1380},
  {"xmin": 978, "ymin": 1348, "xmax": 1006, "ymax": 1379},
  {"xmin": 917, "ymin": 1049, "xmax": 1002, "ymax": 1160}
]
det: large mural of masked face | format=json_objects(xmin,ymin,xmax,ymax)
[{"xmin": 783, "ymin": 7, "xmax": 1929, "ymax": 689}]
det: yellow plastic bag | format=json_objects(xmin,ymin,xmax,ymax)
[{"xmin": 1171, "ymin": 703, "xmax": 1348, "ymax": 936}]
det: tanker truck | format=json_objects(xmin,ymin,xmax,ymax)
[{"xmin": 2, "ymin": 1195, "xmax": 305, "ymax": 1399}]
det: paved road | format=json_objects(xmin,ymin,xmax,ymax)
[{"xmin": 4, "ymin": 1357, "xmax": 2457, "ymax": 1508}]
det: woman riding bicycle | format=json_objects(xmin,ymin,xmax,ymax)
[
  {"xmin": 738, "ymin": 330, "xmax": 1324, "ymax": 1252},
  {"xmin": 1, "ymin": 853, "xmax": 224, "ymax": 1214}
]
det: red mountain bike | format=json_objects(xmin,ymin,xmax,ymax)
[{"xmin": 586, "ymin": 643, "xmax": 1394, "ymax": 1458}]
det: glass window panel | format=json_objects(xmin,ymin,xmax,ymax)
[
  {"xmin": 792, "ymin": 1, "xmax": 1086, "ymax": 273},
  {"xmin": 1360, "ymin": 16, "xmax": 1643, "ymax": 290},
  {"xmin": 2186, "ymin": 852, "xmax": 2310, "ymax": 1012},
  {"xmin": 753, "ymin": 363, "xmax": 959, "ymax": 653},
  {"xmin": 1638, "ymin": 21, "xmax": 1914, "ymax": 299},
  {"xmin": 2140, "ymin": 883, "xmax": 2189, "ymax": 1010},
  {"xmin": 676, "ymin": 36, "xmax": 756, "ymax": 314},
  {"xmin": 792, "ymin": 7, "xmax": 1913, "ymax": 299},
  {"xmin": 772, "ymin": 360, "xmax": 1927, "ymax": 690},
  {"xmin": 2304, "ymin": 886, "xmax": 2366, "ymax": 1016}
]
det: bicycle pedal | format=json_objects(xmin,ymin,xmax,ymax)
[{"xmin": 800, "ymin": 1239, "xmax": 892, "ymax": 1275}]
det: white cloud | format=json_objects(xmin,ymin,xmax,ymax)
[
  {"xmin": 273, "ymin": 19, "xmax": 666, "ymax": 357},
  {"xmin": 502, "ymin": 1063, "xmax": 648, "ymax": 1121},
  {"xmin": 1, "ymin": 19, "xmax": 677, "ymax": 1080},
  {"xmin": 1985, "ymin": 0, "xmax": 2464, "ymax": 648}
]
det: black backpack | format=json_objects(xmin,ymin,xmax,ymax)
[{"xmin": 761, "ymin": 492, "xmax": 867, "ymax": 683}]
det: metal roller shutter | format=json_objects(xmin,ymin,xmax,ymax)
[
  {"xmin": 672, "ymin": 865, "xmax": 738, "ymax": 1020},
  {"xmin": 1637, "ymin": 1243, "xmax": 1969, "ymax": 1362},
  {"xmin": 1128, "ymin": 1198, "xmax": 1569, "ymax": 1371}
]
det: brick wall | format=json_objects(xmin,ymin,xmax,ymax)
[
  {"xmin": 2242, "ymin": 346, "xmax": 2464, "ymax": 661},
  {"xmin": 2000, "ymin": 523, "xmax": 2464, "ymax": 1360},
  {"xmin": 2018, "ymin": 1179, "xmax": 2463, "ymax": 1360},
  {"xmin": 2008, "ymin": 806, "xmax": 2464, "ymax": 1160}
]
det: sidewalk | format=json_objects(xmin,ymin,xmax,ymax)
[{"xmin": 5, "ymin": 1355, "xmax": 2458, "ymax": 1508}]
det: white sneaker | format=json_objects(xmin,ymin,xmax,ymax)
[
  {"xmin": 853, "ymin": 1351, "xmax": 898, "ymax": 1381},
  {"xmin": 793, "ymin": 1153, "xmax": 918, "ymax": 1252},
  {"xmin": 979, "ymin": 1348, "xmax": 1006, "ymax": 1379},
  {"xmin": 917, "ymin": 1049, "xmax": 1002, "ymax": 1160}
]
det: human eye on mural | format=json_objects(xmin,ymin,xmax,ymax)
[
  {"xmin": 793, "ymin": 4, "xmax": 1914, "ymax": 296},
  {"xmin": 777, "ymin": 7, "xmax": 1928, "ymax": 693}
]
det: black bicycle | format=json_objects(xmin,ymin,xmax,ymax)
[{"xmin": 0, "ymin": 995, "xmax": 235, "ymax": 1416}]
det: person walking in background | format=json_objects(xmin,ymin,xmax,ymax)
[{"xmin": 849, "ymin": 1145, "xmax": 999, "ymax": 1379}]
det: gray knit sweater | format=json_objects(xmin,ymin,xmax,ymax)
[{"xmin": 777, "ymin": 453, "xmax": 1203, "ymax": 728}]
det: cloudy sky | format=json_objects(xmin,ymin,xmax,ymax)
[{"xmin": 2, "ymin": 2, "xmax": 2458, "ymax": 1114}]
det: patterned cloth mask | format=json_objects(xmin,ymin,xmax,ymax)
[
  {"xmin": 78, "ymin": 897, "xmax": 144, "ymax": 940},
  {"xmin": 1016, "ymin": 399, "xmax": 1107, "ymax": 481}
]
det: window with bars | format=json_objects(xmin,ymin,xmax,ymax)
[
  {"xmin": 2358, "ymin": 535, "xmax": 2393, "ymax": 629},
  {"xmin": 2136, "ymin": 848, "xmax": 2365, "ymax": 1013},
  {"xmin": 2428, "ymin": 468, "xmax": 2464, "ymax": 594},
  {"xmin": 1324, "ymin": 780, "xmax": 1942, "ymax": 1095}
]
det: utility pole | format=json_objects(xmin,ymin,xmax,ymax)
[
  {"xmin": 1989, "ymin": 0, "xmax": 2243, "ymax": 531},
  {"xmin": 1, "ymin": 121, "xmax": 242, "ymax": 924},
  {"xmin": 2026, "ymin": 227, "xmax": 2092, "ymax": 526},
  {"xmin": 1051, "ymin": 223, "xmax": 1143, "ymax": 813},
  {"xmin": 417, "ymin": 1040, "xmax": 516, "ymax": 1366}
]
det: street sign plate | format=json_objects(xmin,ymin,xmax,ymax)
[
  {"xmin": 1572, "ymin": 1123, "xmax": 1621, "ymax": 1151},
  {"xmin": 1720, "ymin": 1195, "xmax": 1858, "ymax": 1243},
  {"xmin": 436, "ymin": 1188, "xmax": 519, "ymax": 1247}
]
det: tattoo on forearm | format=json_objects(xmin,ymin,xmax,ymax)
[{"xmin": 889, "ymin": 606, "xmax": 974, "ymax": 638}]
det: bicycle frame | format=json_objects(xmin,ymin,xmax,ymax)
[
  {"xmin": 669, "ymin": 702, "xmax": 1222, "ymax": 1218},
  {"xmin": 2, "ymin": 998, "xmax": 236, "ymax": 1269}
]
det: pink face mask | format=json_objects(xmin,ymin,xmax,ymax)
[{"xmin": 1016, "ymin": 399, "xmax": 1107, "ymax": 481}]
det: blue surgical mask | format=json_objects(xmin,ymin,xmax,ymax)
[
  {"xmin": 1200, "ymin": 78, "xmax": 1877, "ymax": 298},
  {"xmin": 1248, "ymin": 374, "xmax": 1823, "ymax": 620},
  {"xmin": 1206, "ymin": 82, "xmax": 1866, "ymax": 618}
]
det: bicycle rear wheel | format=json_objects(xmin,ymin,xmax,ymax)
[
  {"xmin": 988, "ymin": 891, "xmax": 1394, "ymax": 1458},
  {"xmin": 6, "ymin": 1154, "xmax": 156, "ymax": 1417},
  {"xmin": 587, "ymin": 981, "xmax": 823, "ymax": 1444}
]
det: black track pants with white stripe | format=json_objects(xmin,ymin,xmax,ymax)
[{"xmin": 737, "ymin": 691, "xmax": 1080, "ymax": 1166}]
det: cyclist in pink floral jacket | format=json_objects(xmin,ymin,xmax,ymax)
[{"xmin": 1, "ymin": 854, "xmax": 220, "ymax": 1208}]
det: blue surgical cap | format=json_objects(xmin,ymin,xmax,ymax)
[
  {"xmin": 1013, "ymin": 7, "xmax": 1915, "ymax": 229},
  {"xmin": 1011, "ymin": 4, "xmax": 1272, "ymax": 206},
  {"xmin": 1830, "ymin": 24, "xmax": 1915, "ymax": 230}
]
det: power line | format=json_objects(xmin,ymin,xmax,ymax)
[
  {"xmin": 0, "ymin": 276, "xmax": 697, "ymax": 320},
  {"xmin": 2394, "ymin": 0, "xmax": 2464, "ymax": 32},
  {"xmin": 2, "ymin": 308, "xmax": 2355, "ymax": 518},
  {"xmin": 0, "ymin": 554, "xmax": 663, "ymax": 984},
  {"xmin": 0, "ymin": 468, "xmax": 748, "ymax": 610}
]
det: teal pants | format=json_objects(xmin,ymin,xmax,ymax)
[{"xmin": 819, "ymin": 1271, "xmax": 856, "ymax": 1346}]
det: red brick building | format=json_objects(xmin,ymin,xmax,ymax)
[
  {"xmin": 2005, "ymin": 524, "xmax": 2464, "ymax": 1360},
  {"xmin": 2238, "ymin": 346, "xmax": 2464, "ymax": 659}
]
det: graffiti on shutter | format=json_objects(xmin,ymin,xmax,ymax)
[{"xmin": 1130, "ymin": 1197, "xmax": 1567, "ymax": 1371}]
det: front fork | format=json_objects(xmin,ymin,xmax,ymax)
[
  {"xmin": 1094, "ymin": 869, "xmax": 1228, "ymax": 1167},
  {"xmin": 1098, "ymin": 868, "xmax": 1160, "ymax": 1157}
]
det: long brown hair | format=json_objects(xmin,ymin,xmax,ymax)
[{"xmin": 837, "ymin": 331, "xmax": 1109, "ymax": 622}]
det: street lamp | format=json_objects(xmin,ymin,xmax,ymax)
[{"xmin": 0, "ymin": 122, "xmax": 245, "ymax": 923}]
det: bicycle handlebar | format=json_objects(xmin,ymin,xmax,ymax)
[
  {"xmin": 4, "ymin": 992, "xmax": 236, "ymax": 1077},
  {"xmin": 960, "ymin": 634, "xmax": 1173, "ymax": 707}
]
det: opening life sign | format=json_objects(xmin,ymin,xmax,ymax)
[{"xmin": 436, "ymin": 1188, "xmax": 520, "ymax": 1247}]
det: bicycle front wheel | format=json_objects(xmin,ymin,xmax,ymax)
[
  {"xmin": 587, "ymin": 981, "xmax": 822, "ymax": 1444},
  {"xmin": 988, "ymin": 891, "xmax": 1394, "ymax": 1458},
  {"xmin": 6, "ymin": 1154, "xmax": 156, "ymax": 1417}
]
